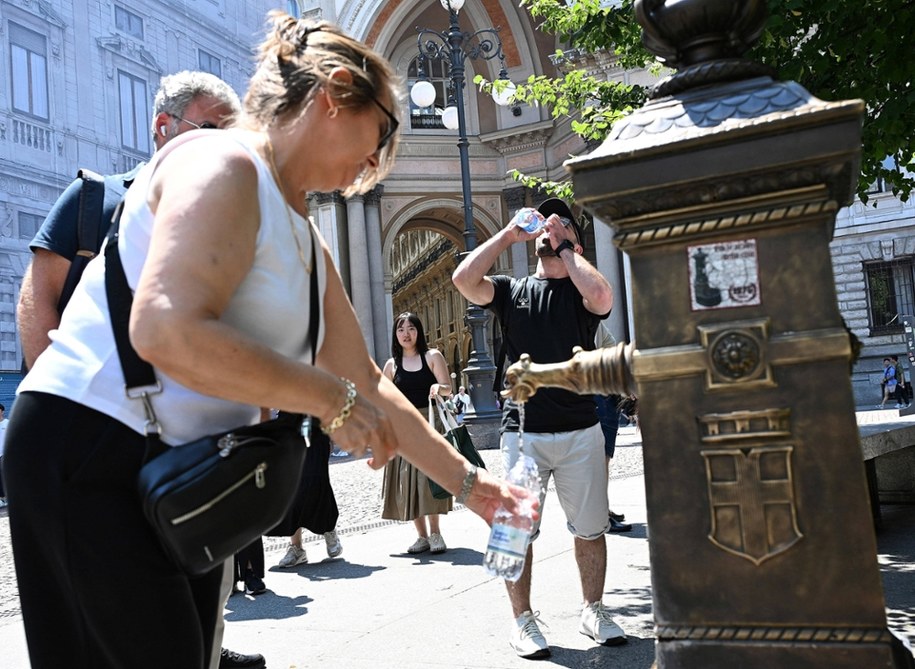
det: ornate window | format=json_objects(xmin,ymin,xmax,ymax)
[
  {"xmin": 407, "ymin": 56, "xmax": 449, "ymax": 130},
  {"xmin": 9, "ymin": 22, "xmax": 49, "ymax": 120},
  {"xmin": 865, "ymin": 258, "xmax": 915, "ymax": 333}
]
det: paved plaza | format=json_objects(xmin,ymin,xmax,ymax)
[{"xmin": 0, "ymin": 421, "xmax": 913, "ymax": 668}]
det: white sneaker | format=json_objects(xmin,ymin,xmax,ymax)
[
  {"xmin": 276, "ymin": 544, "xmax": 308, "ymax": 568},
  {"xmin": 324, "ymin": 531, "xmax": 343, "ymax": 558},
  {"xmin": 509, "ymin": 610, "xmax": 550, "ymax": 659},
  {"xmin": 428, "ymin": 532, "xmax": 447, "ymax": 554},
  {"xmin": 407, "ymin": 536, "xmax": 430, "ymax": 554},
  {"xmin": 580, "ymin": 601, "xmax": 627, "ymax": 646}
]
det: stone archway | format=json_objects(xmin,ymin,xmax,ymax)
[{"xmin": 381, "ymin": 195, "xmax": 503, "ymax": 376}]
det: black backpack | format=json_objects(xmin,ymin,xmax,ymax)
[{"xmin": 56, "ymin": 165, "xmax": 142, "ymax": 314}]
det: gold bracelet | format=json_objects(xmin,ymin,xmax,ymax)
[{"xmin": 321, "ymin": 378, "xmax": 357, "ymax": 435}]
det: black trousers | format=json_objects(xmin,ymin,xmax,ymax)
[
  {"xmin": 234, "ymin": 537, "xmax": 265, "ymax": 581},
  {"xmin": 5, "ymin": 392, "xmax": 223, "ymax": 669}
]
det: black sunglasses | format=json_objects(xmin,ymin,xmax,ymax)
[
  {"xmin": 172, "ymin": 114, "xmax": 218, "ymax": 130},
  {"xmin": 370, "ymin": 98, "xmax": 399, "ymax": 153}
]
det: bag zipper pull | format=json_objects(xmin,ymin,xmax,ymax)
[
  {"xmin": 255, "ymin": 463, "xmax": 267, "ymax": 489},
  {"xmin": 218, "ymin": 433, "xmax": 237, "ymax": 457}
]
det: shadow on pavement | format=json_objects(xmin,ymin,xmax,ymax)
[
  {"xmin": 607, "ymin": 585, "xmax": 654, "ymax": 620},
  {"xmin": 608, "ymin": 523, "xmax": 647, "ymax": 540},
  {"xmin": 267, "ymin": 560, "xmax": 386, "ymax": 583},
  {"xmin": 388, "ymin": 546, "xmax": 484, "ymax": 566},
  {"xmin": 224, "ymin": 592, "xmax": 313, "ymax": 621},
  {"xmin": 877, "ymin": 504, "xmax": 915, "ymax": 649},
  {"xmin": 547, "ymin": 635, "xmax": 655, "ymax": 669}
]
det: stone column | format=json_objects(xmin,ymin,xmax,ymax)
[
  {"xmin": 345, "ymin": 193, "xmax": 374, "ymax": 359},
  {"xmin": 364, "ymin": 186, "xmax": 389, "ymax": 366},
  {"xmin": 560, "ymin": 1, "xmax": 915, "ymax": 667},
  {"xmin": 593, "ymin": 217, "xmax": 627, "ymax": 342},
  {"xmin": 312, "ymin": 191, "xmax": 349, "ymax": 292}
]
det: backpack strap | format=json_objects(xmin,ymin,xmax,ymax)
[{"xmin": 56, "ymin": 169, "xmax": 106, "ymax": 313}]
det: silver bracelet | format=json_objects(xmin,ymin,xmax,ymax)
[
  {"xmin": 321, "ymin": 378, "xmax": 357, "ymax": 436},
  {"xmin": 455, "ymin": 464, "xmax": 478, "ymax": 505}
]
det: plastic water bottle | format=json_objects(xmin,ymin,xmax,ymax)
[
  {"xmin": 511, "ymin": 207, "xmax": 544, "ymax": 234},
  {"xmin": 483, "ymin": 453, "xmax": 541, "ymax": 582}
]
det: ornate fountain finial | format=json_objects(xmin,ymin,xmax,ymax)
[{"xmin": 635, "ymin": 0, "xmax": 773, "ymax": 97}]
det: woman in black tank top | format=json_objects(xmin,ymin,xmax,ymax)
[{"xmin": 381, "ymin": 312, "xmax": 455, "ymax": 554}]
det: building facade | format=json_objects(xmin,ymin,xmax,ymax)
[
  {"xmin": 0, "ymin": 0, "xmax": 278, "ymax": 371},
  {"xmin": 1, "ymin": 0, "xmax": 911, "ymax": 408}
]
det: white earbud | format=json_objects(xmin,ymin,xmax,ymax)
[{"xmin": 159, "ymin": 126, "xmax": 167, "ymax": 137}]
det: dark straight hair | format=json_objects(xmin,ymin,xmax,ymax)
[{"xmin": 391, "ymin": 312, "xmax": 429, "ymax": 368}]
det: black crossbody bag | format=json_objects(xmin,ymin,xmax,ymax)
[{"xmin": 104, "ymin": 203, "xmax": 318, "ymax": 576}]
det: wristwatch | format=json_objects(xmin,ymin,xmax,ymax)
[{"xmin": 555, "ymin": 239, "xmax": 575, "ymax": 256}]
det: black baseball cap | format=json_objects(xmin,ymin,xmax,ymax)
[{"xmin": 537, "ymin": 197, "xmax": 582, "ymax": 244}]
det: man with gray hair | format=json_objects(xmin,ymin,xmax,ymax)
[
  {"xmin": 16, "ymin": 71, "xmax": 262, "ymax": 669},
  {"xmin": 18, "ymin": 70, "xmax": 240, "ymax": 369}
]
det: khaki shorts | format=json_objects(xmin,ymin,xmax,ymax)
[{"xmin": 502, "ymin": 424, "xmax": 610, "ymax": 540}]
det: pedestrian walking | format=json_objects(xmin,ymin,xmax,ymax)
[
  {"xmin": 454, "ymin": 385, "xmax": 473, "ymax": 424},
  {"xmin": 879, "ymin": 357, "xmax": 898, "ymax": 409}
]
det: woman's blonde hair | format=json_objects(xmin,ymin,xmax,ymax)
[{"xmin": 245, "ymin": 11, "xmax": 402, "ymax": 195}]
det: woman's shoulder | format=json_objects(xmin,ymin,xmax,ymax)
[{"xmin": 425, "ymin": 347, "xmax": 445, "ymax": 360}]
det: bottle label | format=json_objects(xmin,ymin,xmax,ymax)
[
  {"xmin": 486, "ymin": 523, "xmax": 529, "ymax": 559},
  {"xmin": 511, "ymin": 208, "xmax": 542, "ymax": 234}
]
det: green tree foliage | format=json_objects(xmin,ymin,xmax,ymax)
[{"xmin": 486, "ymin": 0, "xmax": 915, "ymax": 202}]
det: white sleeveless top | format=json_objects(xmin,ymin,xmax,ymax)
[{"xmin": 20, "ymin": 132, "xmax": 327, "ymax": 445}]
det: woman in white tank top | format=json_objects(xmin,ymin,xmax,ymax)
[{"xmin": 4, "ymin": 12, "xmax": 533, "ymax": 669}]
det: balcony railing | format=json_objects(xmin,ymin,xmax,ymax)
[{"xmin": 9, "ymin": 117, "xmax": 52, "ymax": 152}]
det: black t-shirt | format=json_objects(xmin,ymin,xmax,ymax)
[{"xmin": 486, "ymin": 274, "xmax": 607, "ymax": 433}]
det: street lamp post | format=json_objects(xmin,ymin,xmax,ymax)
[{"xmin": 410, "ymin": 0, "xmax": 515, "ymax": 422}]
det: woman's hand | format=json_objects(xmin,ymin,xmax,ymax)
[
  {"xmin": 429, "ymin": 382, "xmax": 451, "ymax": 399},
  {"xmin": 461, "ymin": 468, "xmax": 540, "ymax": 526},
  {"xmin": 322, "ymin": 393, "xmax": 398, "ymax": 470}
]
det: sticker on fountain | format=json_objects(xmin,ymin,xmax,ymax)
[{"xmin": 688, "ymin": 239, "xmax": 761, "ymax": 311}]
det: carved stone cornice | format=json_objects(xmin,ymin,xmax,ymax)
[
  {"xmin": 96, "ymin": 35, "xmax": 160, "ymax": 72},
  {"xmin": 364, "ymin": 185, "xmax": 384, "ymax": 207},
  {"xmin": 550, "ymin": 48, "xmax": 623, "ymax": 77},
  {"xmin": 480, "ymin": 121, "xmax": 554, "ymax": 155},
  {"xmin": 312, "ymin": 191, "xmax": 345, "ymax": 206},
  {"xmin": 396, "ymin": 140, "xmax": 497, "ymax": 159}
]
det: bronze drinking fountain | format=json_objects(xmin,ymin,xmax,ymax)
[{"xmin": 502, "ymin": 1, "xmax": 915, "ymax": 666}]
